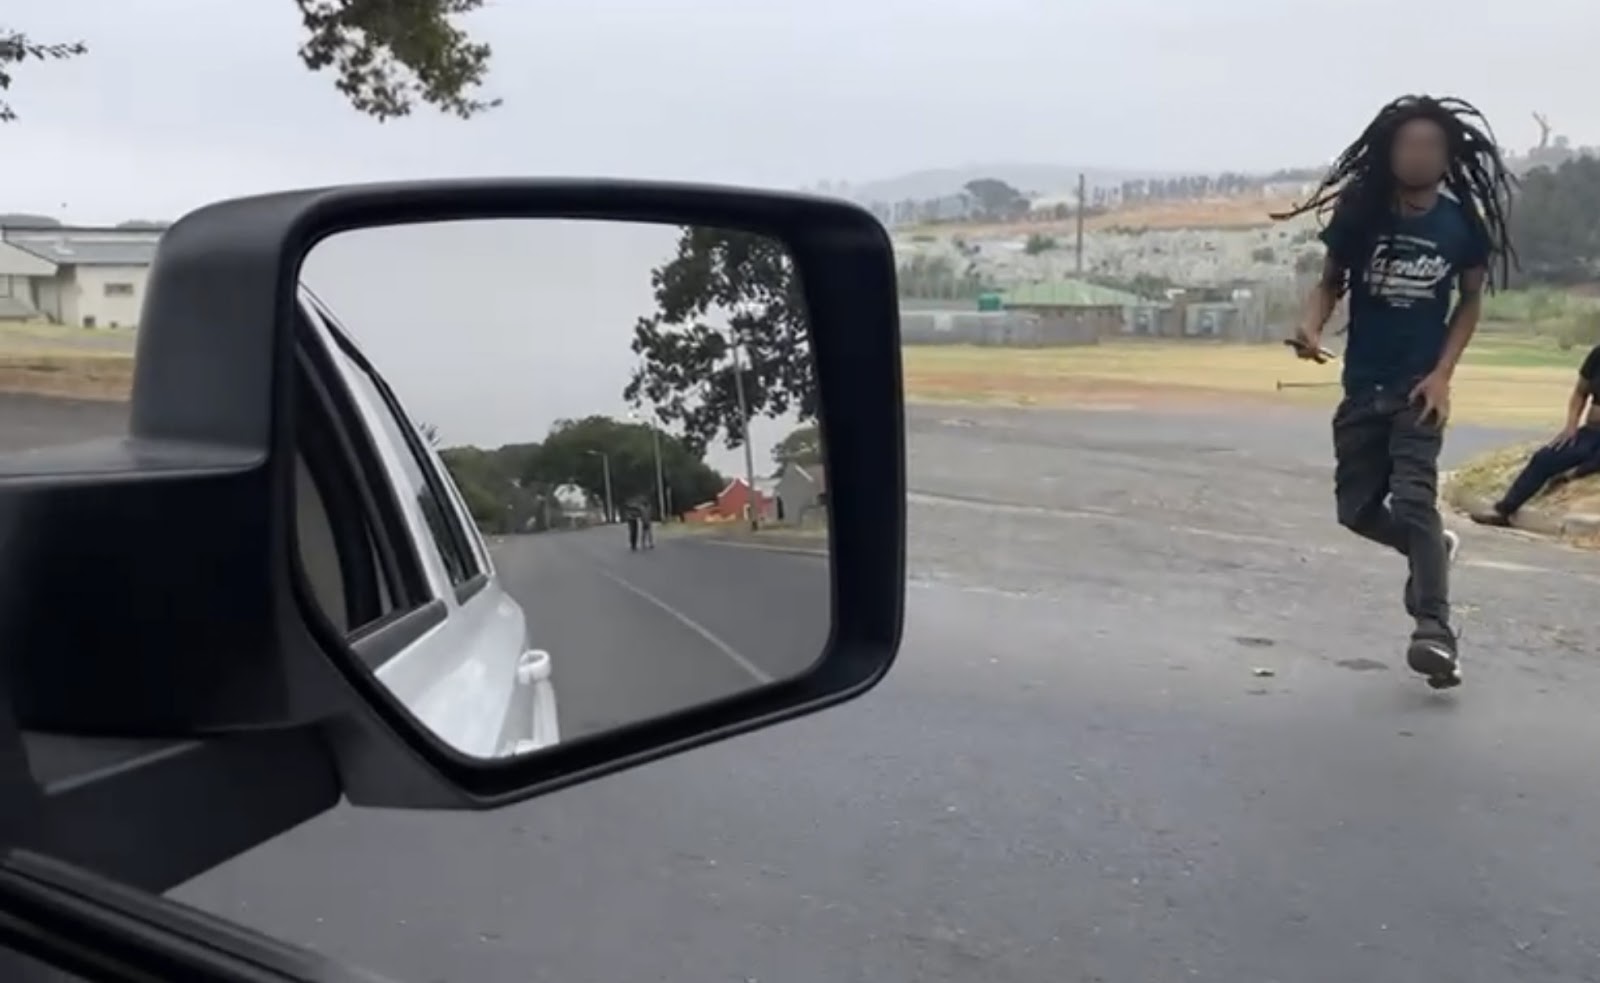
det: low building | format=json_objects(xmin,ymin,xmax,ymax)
[
  {"xmin": 0, "ymin": 225, "xmax": 161, "ymax": 328},
  {"xmin": 999, "ymin": 279, "xmax": 1154, "ymax": 341},
  {"xmin": 684, "ymin": 477, "xmax": 778, "ymax": 524},
  {"xmin": 774, "ymin": 462, "xmax": 827, "ymax": 524}
]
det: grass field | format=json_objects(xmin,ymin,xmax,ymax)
[
  {"xmin": 0, "ymin": 323, "xmax": 136, "ymax": 401},
  {"xmin": 0, "ymin": 317, "xmax": 1590, "ymax": 429},
  {"xmin": 902, "ymin": 334, "xmax": 1582, "ymax": 429},
  {"xmin": 902, "ymin": 195, "xmax": 1308, "ymax": 237}
]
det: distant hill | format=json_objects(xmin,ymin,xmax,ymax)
[
  {"xmin": 0, "ymin": 213, "xmax": 62, "ymax": 229},
  {"xmin": 835, "ymin": 163, "xmax": 1182, "ymax": 204}
]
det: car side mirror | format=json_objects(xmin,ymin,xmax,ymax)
[{"xmin": 0, "ymin": 180, "xmax": 906, "ymax": 817}]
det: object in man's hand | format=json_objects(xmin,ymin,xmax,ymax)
[{"xmin": 1282, "ymin": 337, "xmax": 1336, "ymax": 363}]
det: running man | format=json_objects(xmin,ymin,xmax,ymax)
[{"xmin": 1275, "ymin": 95, "xmax": 1518, "ymax": 689}]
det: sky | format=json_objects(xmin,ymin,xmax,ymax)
[
  {"xmin": 8, "ymin": 0, "xmax": 1597, "ymax": 468},
  {"xmin": 8, "ymin": 0, "xmax": 1597, "ymax": 223},
  {"xmin": 301, "ymin": 219, "xmax": 800, "ymax": 476}
]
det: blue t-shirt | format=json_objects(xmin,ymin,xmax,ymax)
[{"xmin": 1320, "ymin": 195, "xmax": 1490, "ymax": 393}]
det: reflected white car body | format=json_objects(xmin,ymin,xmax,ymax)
[{"xmin": 299, "ymin": 289, "xmax": 560, "ymax": 758}]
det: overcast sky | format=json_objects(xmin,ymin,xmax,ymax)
[
  {"xmin": 8, "ymin": 0, "xmax": 1596, "ymax": 223},
  {"xmin": 301, "ymin": 219, "xmax": 799, "ymax": 475},
  {"xmin": 8, "ymin": 0, "xmax": 1596, "ymax": 468}
]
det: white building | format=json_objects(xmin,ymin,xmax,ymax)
[{"xmin": 0, "ymin": 226, "xmax": 161, "ymax": 328}]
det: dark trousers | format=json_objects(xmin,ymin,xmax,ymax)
[
  {"xmin": 627, "ymin": 519, "xmax": 639, "ymax": 550},
  {"xmin": 1497, "ymin": 425, "xmax": 1600, "ymax": 515},
  {"xmin": 1332, "ymin": 388, "xmax": 1449, "ymax": 625}
]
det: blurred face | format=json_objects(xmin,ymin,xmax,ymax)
[{"xmin": 1391, "ymin": 117, "xmax": 1448, "ymax": 191}]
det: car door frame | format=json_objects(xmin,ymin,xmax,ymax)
[{"xmin": 297, "ymin": 289, "xmax": 556, "ymax": 758}]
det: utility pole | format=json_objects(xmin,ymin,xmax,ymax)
[
  {"xmin": 629, "ymin": 409, "xmax": 669, "ymax": 521},
  {"xmin": 651, "ymin": 424, "xmax": 667, "ymax": 521},
  {"xmin": 1074, "ymin": 171, "xmax": 1086, "ymax": 275},
  {"xmin": 731, "ymin": 341, "xmax": 759, "ymax": 532}
]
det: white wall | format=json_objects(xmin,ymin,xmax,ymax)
[
  {"xmin": 34, "ymin": 277, "xmax": 65, "ymax": 323},
  {"xmin": 63, "ymin": 264, "xmax": 148, "ymax": 328}
]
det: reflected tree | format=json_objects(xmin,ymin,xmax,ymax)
[{"xmin": 625, "ymin": 227, "xmax": 816, "ymax": 456}]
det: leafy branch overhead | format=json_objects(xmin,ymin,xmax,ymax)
[
  {"xmin": 0, "ymin": 32, "xmax": 87, "ymax": 123},
  {"xmin": 294, "ymin": 0, "xmax": 498, "ymax": 121},
  {"xmin": 1, "ymin": 1, "xmax": 497, "ymax": 124},
  {"xmin": 624, "ymin": 227, "xmax": 817, "ymax": 456}
]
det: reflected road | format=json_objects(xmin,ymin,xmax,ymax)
[{"xmin": 492, "ymin": 528, "xmax": 829, "ymax": 740}]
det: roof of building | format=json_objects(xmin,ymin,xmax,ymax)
[
  {"xmin": 1, "ymin": 228, "xmax": 161, "ymax": 267},
  {"xmin": 1001, "ymin": 280, "xmax": 1149, "ymax": 308},
  {"xmin": 786, "ymin": 461, "xmax": 827, "ymax": 490}
]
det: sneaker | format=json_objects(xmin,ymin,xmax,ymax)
[
  {"xmin": 1407, "ymin": 619, "xmax": 1461, "ymax": 689},
  {"xmin": 1468, "ymin": 507, "xmax": 1511, "ymax": 527},
  {"xmin": 1404, "ymin": 530, "xmax": 1461, "ymax": 616}
]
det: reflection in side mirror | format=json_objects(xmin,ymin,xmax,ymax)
[{"xmin": 293, "ymin": 219, "xmax": 830, "ymax": 760}]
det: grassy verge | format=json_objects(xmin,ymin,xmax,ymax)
[
  {"xmin": 0, "ymin": 324, "xmax": 137, "ymax": 402},
  {"xmin": 902, "ymin": 334, "xmax": 1579, "ymax": 428},
  {"xmin": 0, "ymin": 350, "xmax": 135, "ymax": 402}
]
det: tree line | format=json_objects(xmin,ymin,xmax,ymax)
[
  {"xmin": 1509, "ymin": 155, "xmax": 1600, "ymax": 286},
  {"xmin": 435, "ymin": 416, "xmax": 822, "ymax": 535},
  {"xmin": 434, "ymin": 416, "xmax": 727, "ymax": 534}
]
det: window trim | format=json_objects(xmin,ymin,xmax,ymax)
[
  {"xmin": 312, "ymin": 301, "xmax": 485, "ymax": 590},
  {"xmin": 294, "ymin": 306, "xmax": 431, "ymax": 617},
  {"xmin": 349, "ymin": 599, "xmax": 448, "ymax": 670},
  {"xmin": 294, "ymin": 345, "xmax": 392, "ymax": 631},
  {"xmin": 453, "ymin": 571, "xmax": 490, "ymax": 605}
]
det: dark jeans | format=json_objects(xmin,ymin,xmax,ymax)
[
  {"xmin": 1497, "ymin": 425, "xmax": 1600, "ymax": 515},
  {"xmin": 1332, "ymin": 387, "xmax": 1449, "ymax": 625}
]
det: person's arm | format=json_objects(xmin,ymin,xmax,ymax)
[
  {"xmin": 1560, "ymin": 377, "xmax": 1590, "ymax": 436},
  {"xmin": 1296, "ymin": 201, "xmax": 1356, "ymax": 353},
  {"xmin": 1297, "ymin": 254, "xmax": 1344, "ymax": 340},
  {"xmin": 1432, "ymin": 266, "xmax": 1486, "ymax": 379}
]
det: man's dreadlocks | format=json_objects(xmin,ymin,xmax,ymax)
[{"xmin": 1272, "ymin": 95, "xmax": 1519, "ymax": 291}]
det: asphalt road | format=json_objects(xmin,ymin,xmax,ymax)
[
  {"xmin": 490, "ymin": 527, "xmax": 830, "ymax": 741},
  {"xmin": 0, "ymin": 393, "xmax": 127, "ymax": 453},
  {"xmin": 10, "ymin": 390, "xmax": 1600, "ymax": 981}
]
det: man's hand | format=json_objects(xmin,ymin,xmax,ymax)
[
  {"xmin": 1409, "ymin": 370, "xmax": 1451, "ymax": 427},
  {"xmin": 1548, "ymin": 424, "xmax": 1580, "ymax": 450},
  {"xmin": 1289, "ymin": 324, "xmax": 1329, "ymax": 363}
]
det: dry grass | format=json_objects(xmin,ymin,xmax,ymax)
[
  {"xmin": 0, "ymin": 350, "xmax": 134, "ymax": 401},
  {"xmin": 0, "ymin": 324, "xmax": 136, "ymax": 401},
  {"xmin": 1444, "ymin": 443, "xmax": 1600, "ymax": 519},
  {"xmin": 902, "ymin": 340, "xmax": 1575, "ymax": 428},
  {"xmin": 904, "ymin": 196, "xmax": 1304, "ymax": 238}
]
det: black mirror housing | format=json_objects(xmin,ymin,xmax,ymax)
[{"xmin": 0, "ymin": 180, "xmax": 906, "ymax": 812}]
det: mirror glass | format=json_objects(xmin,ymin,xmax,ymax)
[{"xmin": 294, "ymin": 219, "xmax": 830, "ymax": 760}]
